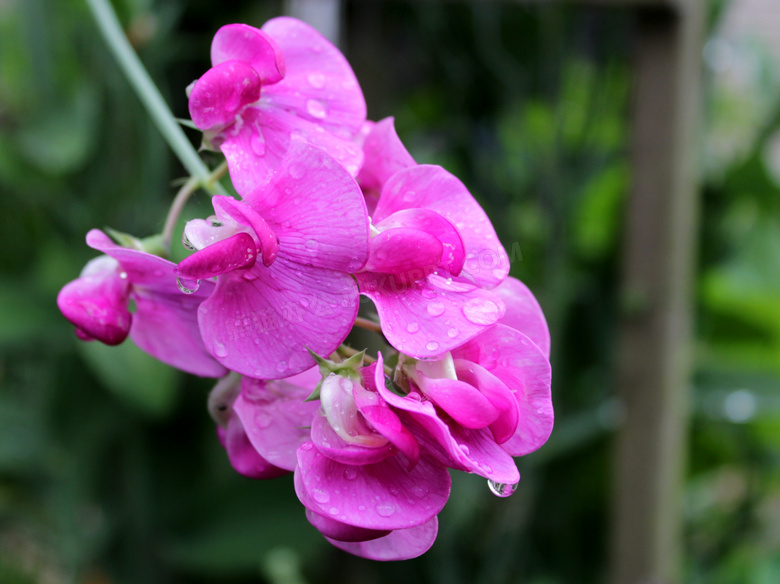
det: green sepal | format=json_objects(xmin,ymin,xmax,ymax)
[
  {"xmin": 306, "ymin": 347, "xmax": 364, "ymax": 379},
  {"xmin": 105, "ymin": 227, "xmax": 144, "ymax": 251},
  {"xmin": 304, "ymin": 379, "xmax": 322, "ymax": 402}
]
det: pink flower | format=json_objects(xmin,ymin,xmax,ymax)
[
  {"xmin": 57, "ymin": 230, "xmax": 227, "ymax": 377},
  {"xmin": 189, "ymin": 17, "xmax": 366, "ymax": 195},
  {"xmin": 494, "ymin": 275, "xmax": 551, "ymax": 358},
  {"xmin": 174, "ymin": 140, "xmax": 369, "ymax": 379}
]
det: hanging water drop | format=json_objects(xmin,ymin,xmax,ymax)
[
  {"xmin": 176, "ymin": 277, "xmax": 200, "ymax": 294},
  {"xmin": 487, "ymin": 480, "xmax": 518, "ymax": 498}
]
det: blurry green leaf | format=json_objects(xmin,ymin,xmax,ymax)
[
  {"xmin": 572, "ymin": 163, "xmax": 628, "ymax": 260},
  {"xmin": 79, "ymin": 339, "xmax": 179, "ymax": 416}
]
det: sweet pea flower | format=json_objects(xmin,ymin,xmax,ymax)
[
  {"xmin": 494, "ymin": 275, "xmax": 551, "ymax": 358},
  {"xmin": 174, "ymin": 140, "xmax": 369, "ymax": 379},
  {"xmin": 57, "ymin": 229, "xmax": 227, "ymax": 377},
  {"xmin": 189, "ymin": 17, "xmax": 366, "ymax": 195}
]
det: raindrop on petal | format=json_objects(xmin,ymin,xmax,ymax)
[
  {"xmin": 306, "ymin": 99, "xmax": 328, "ymax": 119},
  {"xmin": 463, "ymin": 298, "xmax": 500, "ymax": 325},
  {"xmin": 487, "ymin": 480, "xmax": 518, "ymax": 498},
  {"xmin": 176, "ymin": 277, "xmax": 200, "ymax": 294},
  {"xmin": 427, "ymin": 302, "xmax": 445, "ymax": 317}
]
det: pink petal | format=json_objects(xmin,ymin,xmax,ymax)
[
  {"xmin": 198, "ymin": 257, "xmax": 358, "ymax": 379},
  {"xmin": 453, "ymin": 360, "xmax": 518, "ymax": 444},
  {"xmin": 295, "ymin": 444, "xmax": 450, "ymax": 531},
  {"xmin": 375, "ymin": 208, "xmax": 465, "ymax": 275},
  {"xmin": 217, "ymin": 412, "xmax": 288, "ymax": 479},
  {"xmin": 364, "ymin": 228, "xmax": 442, "ymax": 277},
  {"xmin": 326, "ymin": 517, "xmax": 438, "ymax": 561},
  {"xmin": 310, "ymin": 412, "xmax": 394, "ymax": 466},
  {"xmin": 356, "ymin": 271, "xmax": 505, "ymax": 358},
  {"xmin": 414, "ymin": 375, "xmax": 499, "ymax": 429},
  {"xmin": 211, "ymin": 24, "xmax": 285, "ymax": 85},
  {"xmin": 495, "ymin": 276, "xmax": 550, "ymax": 358},
  {"xmin": 212, "ymin": 196, "xmax": 279, "ymax": 267},
  {"xmin": 261, "ymin": 17, "xmax": 365, "ymax": 138},
  {"xmin": 188, "ymin": 60, "xmax": 262, "ymax": 130},
  {"xmin": 373, "ymin": 165, "xmax": 509, "ymax": 288},
  {"xmin": 305, "ymin": 509, "xmax": 390, "ymax": 543},
  {"xmin": 233, "ymin": 376, "xmax": 319, "ymax": 471},
  {"xmin": 357, "ymin": 117, "xmax": 415, "ymax": 194},
  {"xmin": 453, "ymin": 325, "xmax": 553, "ymax": 456},
  {"xmin": 57, "ymin": 260, "xmax": 131, "ymax": 346},
  {"xmin": 243, "ymin": 138, "xmax": 369, "ymax": 272},
  {"xmin": 175, "ymin": 232, "xmax": 257, "ymax": 280}
]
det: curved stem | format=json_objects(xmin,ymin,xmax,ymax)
[
  {"xmin": 353, "ymin": 317, "xmax": 383, "ymax": 334},
  {"xmin": 84, "ymin": 0, "xmax": 226, "ymax": 195}
]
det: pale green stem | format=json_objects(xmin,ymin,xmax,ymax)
[
  {"xmin": 84, "ymin": 0, "xmax": 226, "ymax": 195},
  {"xmin": 353, "ymin": 317, "xmax": 383, "ymax": 334}
]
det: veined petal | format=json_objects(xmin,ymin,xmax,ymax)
[
  {"xmin": 212, "ymin": 196, "xmax": 279, "ymax": 267},
  {"xmin": 414, "ymin": 374, "xmax": 500, "ymax": 429},
  {"xmin": 211, "ymin": 24, "xmax": 285, "ymax": 85},
  {"xmin": 217, "ymin": 412, "xmax": 288, "ymax": 479},
  {"xmin": 310, "ymin": 412, "xmax": 394, "ymax": 466},
  {"xmin": 357, "ymin": 117, "xmax": 415, "ymax": 195},
  {"xmin": 364, "ymin": 227, "xmax": 442, "ymax": 277},
  {"xmin": 188, "ymin": 60, "xmax": 262, "ymax": 130},
  {"xmin": 295, "ymin": 444, "xmax": 450, "ymax": 531},
  {"xmin": 374, "ymin": 165, "xmax": 509, "ymax": 288},
  {"xmin": 261, "ymin": 17, "xmax": 366, "ymax": 137},
  {"xmin": 453, "ymin": 325, "xmax": 553, "ymax": 456},
  {"xmin": 326, "ymin": 517, "xmax": 438, "ymax": 561},
  {"xmin": 454, "ymin": 359, "xmax": 518, "ymax": 444},
  {"xmin": 305, "ymin": 509, "xmax": 390, "ymax": 543},
  {"xmin": 198, "ymin": 257, "xmax": 358, "ymax": 379},
  {"xmin": 244, "ymin": 138, "xmax": 369, "ymax": 272},
  {"xmin": 175, "ymin": 232, "xmax": 257, "ymax": 280},
  {"xmin": 495, "ymin": 276, "xmax": 550, "ymax": 358}
]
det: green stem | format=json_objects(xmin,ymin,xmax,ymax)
[{"xmin": 84, "ymin": 0, "xmax": 226, "ymax": 195}]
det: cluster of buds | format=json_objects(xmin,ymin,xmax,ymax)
[{"xmin": 57, "ymin": 17, "xmax": 553, "ymax": 560}]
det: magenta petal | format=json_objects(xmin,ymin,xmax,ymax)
[
  {"xmin": 495, "ymin": 276, "xmax": 551, "ymax": 358},
  {"xmin": 374, "ymin": 165, "xmax": 509, "ymax": 288},
  {"xmin": 364, "ymin": 228, "xmax": 442, "ymax": 276},
  {"xmin": 261, "ymin": 17, "xmax": 366, "ymax": 137},
  {"xmin": 296, "ymin": 444, "xmax": 450, "ymax": 531},
  {"xmin": 306, "ymin": 510, "xmax": 390, "ymax": 542},
  {"xmin": 327, "ymin": 517, "xmax": 438, "ymax": 561},
  {"xmin": 211, "ymin": 24, "xmax": 285, "ymax": 84},
  {"xmin": 218, "ymin": 413, "xmax": 288, "ymax": 479},
  {"xmin": 243, "ymin": 138, "xmax": 369, "ymax": 273},
  {"xmin": 233, "ymin": 376, "xmax": 319, "ymax": 471},
  {"xmin": 198, "ymin": 257, "xmax": 358, "ymax": 378},
  {"xmin": 310, "ymin": 412, "xmax": 394, "ymax": 466},
  {"xmin": 58, "ymin": 261, "xmax": 131, "ymax": 346},
  {"xmin": 453, "ymin": 325, "xmax": 553, "ymax": 456},
  {"xmin": 188, "ymin": 60, "xmax": 262, "ymax": 130},
  {"xmin": 212, "ymin": 197, "xmax": 279, "ymax": 266},
  {"xmin": 175, "ymin": 232, "xmax": 257, "ymax": 280},
  {"xmin": 453, "ymin": 360, "xmax": 518, "ymax": 444},
  {"xmin": 357, "ymin": 117, "xmax": 416, "ymax": 194},
  {"xmin": 375, "ymin": 209, "xmax": 465, "ymax": 275},
  {"xmin": 356, "ymin": 271, "xmax": 505, "ymax": 358},
  {"xmin": 415, "ymin": 375, "xmax": 500, "ymax": 429}
]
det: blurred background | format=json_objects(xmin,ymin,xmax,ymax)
[{"xmin": 2, "ymin": 0, "xmax": 780, "ymax": 582}]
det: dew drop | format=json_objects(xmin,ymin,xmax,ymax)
[
  {"xmin": 306, "ymin": 99, "xmax": 328, "ymax": 119},
  {"xmin": 305, "ymin": 239, "xmax": 319, "ymax": 250},
  {"xmin": 250, "ymin": 131, "xmax": 266, "ymax": 156},
  {"xmin": 411, "ymin": 485, "xmax": 428, "ymax": 499},
  {"xmin": 176, "ymin": 277, "xmax": 200, "ymax": 294},
  {"xmin": 402, "ymin": 190, "xmax": 416, "ymax": 202},
  {"xmin": 426, "ymin": 341, "xmax": 440, "ymax": 352},
  {"xmin": 254, "ymin": 413, "xmax": 272, "ymax": 429},
  {"xmin": 492, "ymin": 267, "xmax": 506, "ymax": 280},
  {"xmin": 300, "ymin": 442, "xmax": 313, "ymax": 451},
  {"xmin": 406, "ymin": 322, "xmax": 420, "ymax": 334},
  {"xmin": 182, "ymin": 234, "xmax": 197, "ymax": 251},
  {"xmin": 343, "ymin": 467, "xmax": 358, "ymax": 480},
  {"xmin": 311, "ymin": 488, "xmax": 330, "ymax": 504},
  {"xmin": 119, "ymin": 272, "xmax": 128, "ymax": 280},
  {"xmin": 307, "ymin": 72, "xmax": 326, "ymax": 88},
  {"xmin": 463, "ymin": 298, "xmax": 500, "ymax": 325},
  {"xmin": 212, "ymin": 341, "xmax": 228, "ymax": 358},
  {"xmin": 459, "ymin": 444, "xmax": 471, "ymax": 455},
  {"xmin": 376, "ymin": 503, "xmax": 396, "ymax": 517},
  {"xmin": 421, "ymin": 288, "xmax": 436, "ymax": 300},
  {"xmin": 289, "ymin": 164, "xmax": 305, "ymax": 179},
  {"xmin": 277, "ymin": 360, "xmax": 288, "ymax": 373},
  {"xmin": 427, "ymin": 302, "xmax": 445, "ymax": 317},
  {"xmin": 487, "ymin": 480, "xmax": 518, "ymax": 498},
  {"xmin": 447, "ymin": 327, "xmax": 459, "ymax": 338},
  {"xmin": 300, "ymin": 298, "xmax": 310, "ymax": 307}
]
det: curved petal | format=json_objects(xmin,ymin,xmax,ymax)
[
  {"xmin": 233, "ymin": 376, "xmax": 319, "ymax": 471},
  {"xmin": 261, "ymin": 16, "xmax": 365, "ymax": 137},
  {"xmin": 211, "ymin": 24, "xmax": 285, "ymax": 84},
  {"xmin": 243, "ymin": 138, "xmax": 369, "ymax": 272},
  {"xmin": 188, "ymin": 60, "xmax": 262, "ymax": 130},
  {"xmin": 453, "ymin": 325, "xmax": 553, "ymax": 456},
  {"xmin": 357, "ymin": 117, "xmax": 415, "ymax": 194},
  {"xmin": 198, "ymin": 257, "xmax": 359, "ymax": 378},
  {"xmin": 295, "ymin": 443, "xmax": 450, "ymax": 531},
  {"xmin": 453, "ymin": 360, "xmax": 518, "ymax": 444},
  {"xmin": 356, "ymin": 271, "xmax": 505, "ymax": 358},
  {"xmin": 305, "ymin": 509, "xmax": 390, "ymax": 543},
  {"xmin": 327, "ymin": 517, "xmax": 438, "ymax": 561},
  {"xmin": 212, "ymin": 196, "xmax": 279, "ymax": 266},
  {"xmin": 374, "ymin": 165, "xmax": 509, "ymax": 288},
  {"xmin": 175, "ymin": 232, "xmax": 257, "ymax": 280},
  {"xmin": 495, "ymin": 276, "xmax": 550, "ymax": 358},
  {"xmin": 414, "ymin": 374, "xmax": 499, "ymax": 429},
  {"xmin": 217, "ymin": 412, "xmax": 288, "ymax": 479},
  {"xmin": 310, "ymin": 412, "xmax": 394, "ymax": 466},
  {"xmin": 364, "ymin": 227, "xmax": 442, "ymax": 277}
]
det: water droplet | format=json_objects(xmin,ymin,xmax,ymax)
[
  {"xmin": 277, "ymin": 361, "xmax": 288, "ymax": 373},
  {"xmin": 426, "ymin": 341, "xmax": 439, "ymax": 352},
  {"xmin": 177, "ymin": 277, "xmax": 200, "ymax": 294},
  {"xmin": 328, "ymin": 507, "xmax": 340, "ymax": 516},
  {"xmin": 254, "ymin": 413, "xmax": 272, "ymax": 428},
  {"xmin": 447, "ymin": 327, "xmax": 459, "ymax": 338},
  {"xmin": 421, "ymin": 288, "xmax": 436, "ymax": 300},
  {"xmin": 343, "ymin": 467, "xmax": 358, "ymax": 480},
  {"xmin": 182, "ymin": 234, "xmax": 197, "ymax": 251},
  {"xmin": 311, "ymin": 488, "xmax": 330, "ymax": 503},
  {"xmin": 459, "ymin": 444, "xmax": 471, "ymax": 455},
  {"xmin": 300, "ymin": 442, "xmax": 313, "ymax": 451},
  {"xmin": 376, "ymin": 503, "xmax": 396, "ymax": 517},
  {"xmin": 463, "ymin": 298, "xmax": 500, "ymax": 325},
  {"xmin": 411, "ymin": 485, "xmax": 428, "ymax": 499},
  {"xmin": 406, "ymin": 322, "xmax": 420, "ymax": 334},
  {"xmin": 250, "ymin": 131, "xmax": 266, "ymax": 156},
  {"xmin": 402, "ymin": 190, "xmax": 416, "ymax": 202},
  {"xmin": 307, "ymin": 72, "xmax": 326, "ymax": 88},
  {"xmin": 305, "ymin": 239, "xmax": 319, "ymax": 250},
  {"xmin": 289, "ymin": 164, "xmax": 305, "ymax": 179},
  {"xmin": 427, "ymin": 302, "xmax": 445, "ymax": 317},
  {"xmin": 492, "ymin": 267, "xmax": 506, "ymax": 280},
  {"xmin": 119, "ymin": 272, "xmax": 128, "ymax": 280},
  {"xmin": 300, "ymin": 298, "xmax": 310, "ymax": 307},
  {"xmin": 213, "ymin": 341, "xmax": 228, "ymax": 358},
  {"xmin": 306, "ymin": 99, "xmax": 328, "ymax": 119},
  {"xmin": 488, "ymin": 480, "xmax": 518, "ymax": 498}
]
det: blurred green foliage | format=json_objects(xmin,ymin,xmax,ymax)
[{"xmin": 2, "ymin": 0, "xmax": 780, "ymax": 583}]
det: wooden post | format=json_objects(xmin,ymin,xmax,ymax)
[
  {"xmin": 284, "ymin": 0, "xmax": 343, "ymax": 46},
  {"xmin": 609, "ymin": 2, "xmax": 702, "ymax": 583}
]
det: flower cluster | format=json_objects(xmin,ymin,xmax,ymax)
[{"xmin": 57, "ymin": 17, "xmax": 553, "ymax": 560}]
